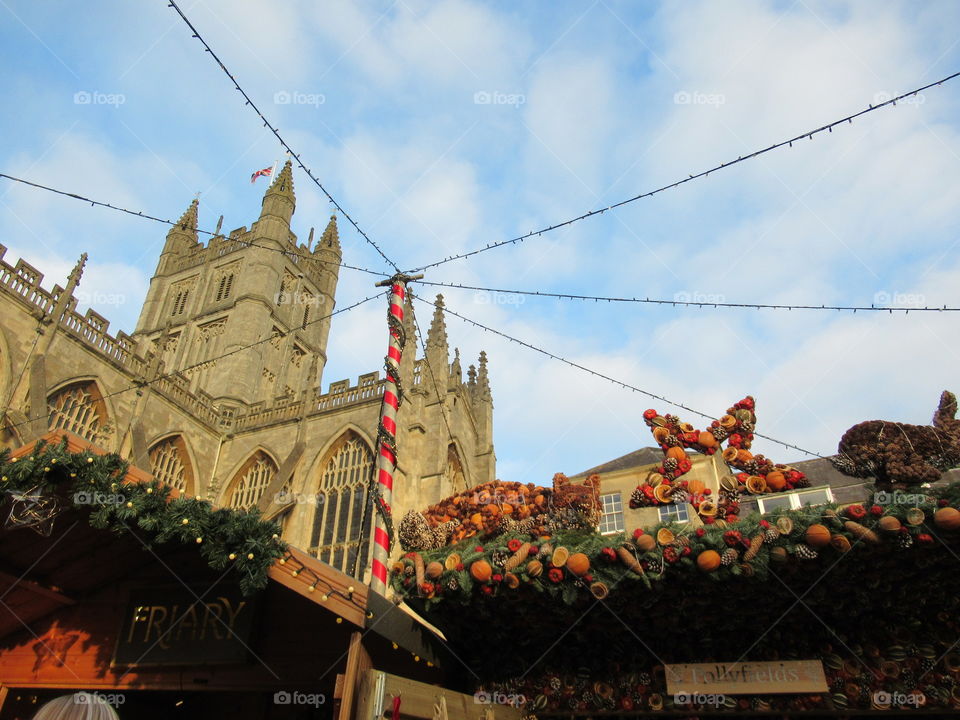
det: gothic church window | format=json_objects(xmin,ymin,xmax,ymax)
[
  {"xmin": 47, "ymin": 381, "xmax": 107, "ymax": 443},
  {"xmin": 149, "ymin": 436, "xmax": 194, "ymax": 495},
  {"xmin": 444, "ymin": 444, "xmax": 465, "ymax": 493},
  {"xmin": 227, "ymin": 451, "xmax": 278, "ymax": 510},
  {"xmin": 310, "ymin": 433, "xmax": 374, "ymax": 577}
]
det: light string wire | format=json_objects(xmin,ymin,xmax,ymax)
[
  {"xmin": 408, "ymin": 71, "xmax": 960, "ymax": 273},
  {"xmin": 166, "ymin": 0, "xmax": 401, "ymax": 273},
  {"xmin": 2, "ymin": 292, "xmax": 387, "ymax": 434},
  {"xmin": 0, "ymin": 172, "xmax": 388, "ymax": 278},
  {"xmin": 418, "ymin": 297, "xmax": 831, "ymax": 460},
  {"xmin": 416, "ymin": 279, "xmax": 960, "ymax": 314}
]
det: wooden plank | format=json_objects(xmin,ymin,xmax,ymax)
[
  {"xmin": 338, "ymin": 631, "xmax": 372, "ymax": 720},
  {"xmin": 355, "ymin": 670, "xmax": 523, "ymax": 720},
  {"xmin": 0, "ymin": 570, "xmax": 75, "ymax": 606}
]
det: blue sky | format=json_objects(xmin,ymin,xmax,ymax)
[{"xmin": 2, "ymin": 0, "xmax": 959, "ymax": 483}]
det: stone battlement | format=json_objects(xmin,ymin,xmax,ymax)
[{"xmin": 0, "ymin": 245, "xmax": 219, "ymax": 427}]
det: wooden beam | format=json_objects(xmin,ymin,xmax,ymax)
[
  {"xmin": 338, "ymin": 631, "xmax": 372, "ymax": 720},
  {"xmin": 0, "ymin": 570, "xmax": 74, "ymax": 605}
]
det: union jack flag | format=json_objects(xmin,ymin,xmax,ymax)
[{"xmin": 250, "ymin": 166, "xmax": 273, "ymax": 184}]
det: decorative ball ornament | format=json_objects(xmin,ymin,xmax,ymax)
[
  {"xmin": 146, "ymin": 487, "xmax": 153, "ymax": 494},
  {"xmin": 229, "ymin": 553, "xmax": 237, "ymax": 561},
  {"xmin": 181, "ymin": 518, "xmax": 190, "ymax": 525},
  {"xmin": 87, "ymin": 457, "xmax": 93, "ymax": 463},
  {"xmin": 878, "ymin": 516, "xmax": 902, "ymax": 533},
  {"xmin": 696, "ymin": 549, "xmax": 721, "ymax": 572},
  {"xmin": 635, "ymin": 534, "xmax": 656, "ymax": 552},
  {"xmin": 195, "ymin": 537, "xmax": 203, "ymax": 544},
  {"xmin": 470, "ymin": 559, "xmax": 493, "ymax": 582},
  {"xmin": 934, "ymin": 507, "xmax": 960, "ymax": 531},
  {"xmin": 247, "ymin": 553, "xmax": 255, "ymax": 560},
  {"xmin": 765, "ymin": 471, "xmax": 786, "ymax": 491},
  {"xmin": 565, "ymin": 553, "xmax": 591, "ymax": 577},
  {"xmin": 126, "ymin": 501, "xmax": 134, "ymax": 508},
  {"xmin": 272, "ymin": 533, "xmax": 279, "ymax": 540},
  {"xmin": 805, "ymin": 524, "xmax": 832, "ymax": 548}
]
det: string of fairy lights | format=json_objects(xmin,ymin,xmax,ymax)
[
  {"xmin": 412, "ymin": 296, "xmax": 833, "ymax": 461},
  {"xmin": 0, "ymin": 173, "xmax": 389, "ymax": 278},
  {"xmin": 416, "ymin": 280, "xmax": 960, "ymax": 314},
  {"xmin": 408, "ymin": 70, "xmax": 960, "ymax": 273}
]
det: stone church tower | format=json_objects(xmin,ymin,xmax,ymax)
[{"xmin": 0, "ymin": 161, "xmax": 495, "ymax": 580}]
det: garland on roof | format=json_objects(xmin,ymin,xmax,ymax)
[
  {"xmin": 0, "ymin": 439, "xmax": 286, "ymax": 595},
  {"xmin": 390, "ymin": 484, "xmax": 960, "ymax": 607}
]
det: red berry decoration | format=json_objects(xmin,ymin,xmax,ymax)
[
  {"xmin": 548, "ymin": 568, "xmax": 564, "ymax": 583},
  {"xmin": 870, "ymin": 505, "xmax": 883, "ymax": 516},
  {"xmin": 507, "ymin": 539, "xmax": 522, "ymax": 552},
  {"xmin": 696, "ymin": 528, "xmax": 706, "ymax": 537},
  {"xmin": 643, "ymin": 409, "xmax": 658, "ymax": 420}
]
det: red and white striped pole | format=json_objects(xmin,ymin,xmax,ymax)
[{"xmin": 369, "ymin": 273, "xmax": 421, "ymax": 595}]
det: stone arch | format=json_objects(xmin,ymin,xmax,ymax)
[
  {"xmin": 308, "ymin": 429, "xmax": 376, "ymax": 577},
  {"xmin": 46, "ymin": 377, "xmax": 111, "ymax": 444},
  {"xmin": 222, "ymin": 448, "xmax": 281, "ymax": 510},
  {"xmin": 444, "ymin": 441, "xmax": 469, "ymax": 494},
  {"xmin": 146, "ymin": 433, "xmax": 197, "ymax": 496}
]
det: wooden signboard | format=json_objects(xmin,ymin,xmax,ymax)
[
  {"xmin": 113, "ymin": 585, "xmax": 257, "ymax": 666},
  {"xmin": 665, "ymin": 660, "xmax": 827, "ymax": 695}
]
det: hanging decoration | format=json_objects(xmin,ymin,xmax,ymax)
[{"xmin": 3, "ymin": 485, "xmax": 62, "ymax": 536}]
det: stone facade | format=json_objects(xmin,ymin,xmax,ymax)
[{"xmin": 0, "ymin": 160, "xmax": 495, "ymax": 580}]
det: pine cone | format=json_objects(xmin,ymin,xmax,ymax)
[
  {"xmin": 743, "ymin": 534, "xmax": 765, "ymax": 562},
  {"xmin": 446, "ymin": 576, "xmax": 460, "ymax": 591},
  {"xmin": 795, "ymin": 543, "xmax": 818, "ymax": 560},
  {"xmin": 764, "ymin": 526, "xmax": 780, "ymax": 542},
  {"xmin": 721, "ymin": 548, "xmax": 738, "ymax": 566},
  {"xmin": 491, "ymin": 549, "xmax": 509, "ymax": 568},
  {"xmin": 647, "ymin": 557, "xmax": 663, "ymax": 574}
]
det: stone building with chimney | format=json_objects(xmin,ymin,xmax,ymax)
[{"xmin": 0, "ymin": 160, "xmax": 495, "ymax": 579}]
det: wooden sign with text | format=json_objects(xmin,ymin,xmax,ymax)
[
  {"xmin": 113, "ymin": 585, "xmax": 257, "ymax": 666},
  {"xmin": 665, "ymin": 660, "xmax": 827, "ymax": 695}
]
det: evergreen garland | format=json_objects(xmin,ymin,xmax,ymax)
[
  {"xmin": 0, "ymin": 439, "xmax": 286, "ymax": 595},
  {"xmin": 390, "ymin": 483, "xmax": 960, "ymax": 607}
]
